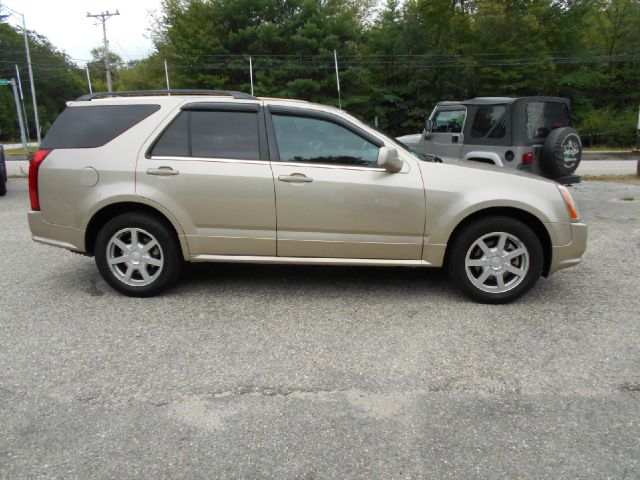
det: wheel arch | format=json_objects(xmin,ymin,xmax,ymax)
[
  {"xmin": 443, "ymin": 206, "xmax": 552, "ymax": 277},
  {"xmin": 84, "ymin": 201, "xmax": 189, "ymax": 258},
  {"xmin": 463, "ymin": 151, "xmax": 503, "ymax": 166}
]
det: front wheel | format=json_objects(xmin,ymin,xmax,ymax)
[
  {"xmin": 447, "ymin": 216, "xmax": 543, "ymax": 304},
  {"xmin": 95, "ymin": 213, "xmax": 183, "ymax": 297}
]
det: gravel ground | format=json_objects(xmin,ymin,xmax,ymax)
[{"xmin": 1, "ymin": 178, "xmax": 639, "ymax": 479}]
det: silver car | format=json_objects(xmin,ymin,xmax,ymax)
[{"xmin": 27, "ymin": 90, "xmax": 587, "ymax": 303}]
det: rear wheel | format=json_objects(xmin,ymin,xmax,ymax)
[
  {"xmin": 95, "ymin": 213, "xmax": 183, "ymax": 297},
  {"xmin": 447, "ymin": 216, "xmax": 543, "ymax": 303}
]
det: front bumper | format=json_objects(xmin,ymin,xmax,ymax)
[
  {"xmin": 548, "ymin": 221, "xmax": 587, "ymax": 274},
  {"xmin": 28, "ymin": 211, "xmax": 85, "ymax": 252}
]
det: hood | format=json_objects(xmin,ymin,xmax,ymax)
[
  {"xmin": 430, "ymin": 157, "xmax": 557, "ymax": 183},
  {"xmin": 396, "ymin": 134, "xmax": 422, "ymax": 146}
]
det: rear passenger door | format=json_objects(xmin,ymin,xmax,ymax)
[{"xmin": 137, "ymin": 102, "xmax": 276, "ymax": 257}]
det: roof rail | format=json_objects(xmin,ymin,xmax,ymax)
[{"xmin": 75, "ymin": 89, "xmax": 258, "ymax": 101}]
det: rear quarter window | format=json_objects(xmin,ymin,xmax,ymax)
[
  {"xmin": 526, "ymin": 102, "xmax": 570, "ymax": 141},
  {"xmin": 41, "ymin": 104, "xmax": 160, "ymax": 149}
]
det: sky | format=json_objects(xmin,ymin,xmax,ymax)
[{"xmin": 1, "ymin": 0, "xmax": 163, "ymax": 65}]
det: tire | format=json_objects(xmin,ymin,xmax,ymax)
[
  {"xmin": 447, "ymin": 216, "xmax": 543, "ymax": 304},
  {"xmin": 540, "ymin": 127, "xmax": 582, "ymax": 178},
  {"xmin": 95, "ymin": 212, "xmax": 183, "ymax": 297},
  {"xmin": 0, "ymin": 148, "xmax": 6, "ymax": 197}
]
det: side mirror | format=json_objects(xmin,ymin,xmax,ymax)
[
  {"xmin": 377, "ymin": 147, "xmax": 403, "ymax": 173},
  {"xmin": 423, "ymin": 119, "xmax": 433, "ymax": 139}
]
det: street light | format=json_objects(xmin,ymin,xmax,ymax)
[{"xmin": 0, "ymin": 3, "xmax": 41, "ymax": 144}]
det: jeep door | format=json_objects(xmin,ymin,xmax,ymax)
[
  {"xmin": 424, "ymin": 107, "xmax": 466, "ymax": 161},
  {"xmin": 267, "ymin": 107, "xmax": 426, "ymax": 260},
  {"xmin": 137, "ymin": 102, "xmax": 277, "ymax": 257}
]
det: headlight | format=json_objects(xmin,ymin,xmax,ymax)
[{"xmin": 557, "ymin": 185, "xmax": 580, "ymax": 221}]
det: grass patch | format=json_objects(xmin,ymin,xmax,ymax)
[
  {"xmin": 583, "ymin": 147, "xmax": 635, "ymax": 152},
  {"xmin": 4, "ymin": 147, "xmax": 37, "ymax": 155},
  {"xmin": 582, "ymin": 174, "xmax": 639, "ymax": 182}
]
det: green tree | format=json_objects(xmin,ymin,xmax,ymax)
[{"xmin": 0, "ymin": 22, "xmax": 84, "ymax": 141}]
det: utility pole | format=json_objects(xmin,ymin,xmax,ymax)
[
  {"xmin": 249, "ymin": 56, "xmax": 254, "ymax": 96},
  {"xmin": 86, "ymin": 10, "xmax": 120, "ymax": 92},
  {"xmin": 334, "ymin": 50, "xmax": 342, "ymax": 110},
  {"xmin": 15, "ymin": 64, "xmax": 30, "ymax": 142},
  {"xmin": 0, "ymin": 3, "xmax": 42, "ymax": 143}
]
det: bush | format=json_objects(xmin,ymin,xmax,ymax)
[{"xmin": 576, "ymin": 107, "xmax": 637, "ymax": 148}]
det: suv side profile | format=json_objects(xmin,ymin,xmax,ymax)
[
  {"xmin": 28, "ymin": 90, "xmax": 587, "ymax": 303},
  {"xmin": 397, "ymin": 97, "xmax": 582, "ymax": 183}
]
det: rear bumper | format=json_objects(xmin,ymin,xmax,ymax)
[
  {"xmin": 549, "ymin": 221, "xmax": 587, "ymax": 274},
  {"xmin": 28, "ymin": 211, "xmax": 85, "ymax": 252}
]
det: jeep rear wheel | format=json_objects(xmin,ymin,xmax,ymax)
[
  {"xmin": 540, "ymin": 127, "xmax": 582, "ymax": 178},
  {"xmin": 95, "ymin": 213, "xmax": 183, "ymax": 297},
  {"xmin": 447, "ymin": 216, "xmax": 543, "ymax": 303}
]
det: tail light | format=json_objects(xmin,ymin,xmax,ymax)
[
  {"xmin": 29, "ymin": 149, "xmax": 52, "ymax": 211},
  {"xmin": 522, "ymin": 152, "xmax": 534, "ymax": 165}
]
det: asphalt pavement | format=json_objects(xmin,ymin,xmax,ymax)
[{"xmin": 1, "ymin": 178, "xmax": 639, "ymax": 479}]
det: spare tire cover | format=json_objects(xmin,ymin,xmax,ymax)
[{"xmin": 540, "ymin": 127, "xmax": 582, "ymax": 177}]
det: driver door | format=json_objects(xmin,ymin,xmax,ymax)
[
  {"xmin": 425, "ymin": 107, "xmax": 466, "ymax": 161},
  {"xmin": 267, "ymin": 107, "xmax": 426, "ymax": 260}
]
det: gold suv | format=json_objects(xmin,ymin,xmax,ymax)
[{"xmin": 28, "ymin": 90, "xmax": 587, "ymax": 303}]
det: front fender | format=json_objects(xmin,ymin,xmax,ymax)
[{"xmin": 420, "ymin": 162, "xmax": 570, "ymax": 259}]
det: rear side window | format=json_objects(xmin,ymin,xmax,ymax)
[
  {"xmin": 149, "ymin": 110, "xmax": 260, "ymax": 160},
  {"xmin": 526, "ymin": 102, "xmax": 570, "ymax": 141},
  {"xmin": 470, "ymin": 106, "xmax": 507, "ymax": 138},
  {"xmin": 41, "ymin": 104, "xmax": 160, "ymax": 149},
  {"xmin": 191, "ymin": 111, "xmax": 259, "ymax": 160},
  {"xmin": 150, "ymin": 111, "xmax": 189, "ymax": 157}
]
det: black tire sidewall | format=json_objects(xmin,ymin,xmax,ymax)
[
  {"xmin": 95, "ymin": 212, "xmax": 182, "ymax": 297},
  {"xmin": 447, "ymin": 216, "xmax": 543, "ymax": 304},
  {"xmin": 540, "ymin": 127, "xmax": 582, "ymax": 177},
  {"xmin": 0, "ymin": 154, "xmax": 6, "ymax": 196}
]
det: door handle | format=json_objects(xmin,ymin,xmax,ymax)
[
  {"xmin": 452, "ymin": 135, "xmax": 459, "ymax": 144},
  {"xmin": 147, "ymin": 166, "xmax": 179, "ymax": 176},
  {"xmin": 278, "ymin": 174, "xmax": 313, "ymax": 183}
]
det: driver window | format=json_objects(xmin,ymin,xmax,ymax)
[
  {"xmin": 272, "ymin": 114, "xmax": 379, "ymax": 167},
  {"xmin": 433, "ymin": 109, "xmax": 465, "ymax": 133}
]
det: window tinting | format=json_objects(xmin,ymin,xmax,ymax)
[
  {"xmin": 190, "ymin": 111, "xmax": 259, "ymax": 160},
  {"xmin": 526, "ymin": 102, "xmax": 570, "ymax": 141},
  {"xmin": 272, "ymin": 115, "xmax": 379, "ymax": 167},
  {"xmin": 470, "ymin": 106, "xmax": 507, "ymax": 138},
  {"xmin": 150, "ymin": 111, "xmax": 189, "ymax": 157},
  {"xmin": 432, "ymin": 110, "xmax": 465, "ymax": 133},
  {"xmin": 41, "ymin": 104, "xmax": 160, "ymax": 149}
]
